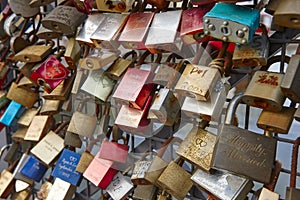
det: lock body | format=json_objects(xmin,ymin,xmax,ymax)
[
  {"xmin": 243, "ymin": 71, "xmax": 285, "ymax": 112},
  {"xmin": 76, "ymin": 151, "xmax": 94, "ymax": 173},
  {"xmin": 281, "ymin": 55, "xmax": 300, "ymax": 103},
  {"xmin": 212, "ymin": 124, "xmax": 277, "ymax": 183},
  {"xmin": 106, "ymin": 172, "xmax": 134, "ymax": 200},
  {"xmin": 24, "ymin": 115, "xmax": 54, "ymax": 142},
  {"xmin": 14, "ymin": 45, "xmax": 53, "ymax": 63},
  {"xmin": 175, "ymin": 63, "xmax": 220, "ymax": 101},
  {"xmin": 203, "ymin": 3, "xmax": 260, "ymax": 44},
  {"xmin": 42, "ymin": 6, "xmax": 86, "ymax": 35},
  {"xmin": 133, "ymin": 185, "xmax": 157, "ymax": 200},
  {"xmin": 191, "ymin": 169, "xmax": 254, "ymax": 200},
  {"xmin": 46, "ymin": 178, "xmax": 76, "ymax": 200},
  {"xmin": 20, "ymin": 155, "xmax": 48, "ymax": 182},
  {"xmin": 273, "ymin": 0, "xmax": 300, "ymax": 29},
  {"xmin": 67, "ymin": 111, "xmax": 97, "ymax": 138},
  {"xmin": 106, "ymin": 58, "xmax": 134, "ymax": 80},
  {"xmin": 0, "ymin": 170, "xmax": 14, "ymax": 198},
  {"xmin": 0, "ymin": 101, "xmax": 24, "ymax": 127},
  {"xmin": 145, "ymin": 10, "xmax": 183, "ymax": 54},
  {"xmin": 119, "ymin": 12, "xmax": 155, "ymax": 50},
  {"xmin": 7, "ymin": 82, "xmax": 38, "ymax": 108},
  {"xmin": 176, "ymin": 126, "xmax": 216, "ymax": 171},
  {"xmin": 91, "ymin": 13, "xmax": 128, "ymax": 50},
  {"xmin": 17, "ymin": 108, "xmax": 39, "ymax": 127},
  {"xmin": 40, "ymin": 99, "xmax": 61, "ymax": 115},
  {"xmin": 9, "ymin": 0, "xmax": 40, "ymax": 18},
  {"xmin": 64, "ymin": 38, "xmax": 81, "ymax": 70},
  {"xmin": 80, "ymin": 50, "xmax": 119, "ymax": 70}
]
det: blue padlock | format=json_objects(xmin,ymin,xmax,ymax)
[
  {"xmin": 203, "ymin": 3, "xmax": 260, "ymax": 44},
  {"xmin": 51, "ymin": 149, "xmax": 82, "ymax": 186},
  {"xmin": 20, "ymin": 155, "xmax": 48, "ymax": 182},
  {"xmin": 0, "ymin": 100, "xmax": 25, "ymax": 126}
]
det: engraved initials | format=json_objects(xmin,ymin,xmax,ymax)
[{"xmin": 256, "ymin": 73, "xmax": 278, "ymax": 86}]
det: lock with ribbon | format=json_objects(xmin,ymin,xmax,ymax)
[{"xmin": 118, "ymin": 12, "xmax": 155, "ymax": 50}]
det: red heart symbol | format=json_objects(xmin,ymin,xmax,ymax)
[{"xmin": 44, "ymin": 56, "xmax": 69, "ymax": 80}]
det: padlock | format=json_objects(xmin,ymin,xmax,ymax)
[
  {"xmin": 0, "ymin": 100, "xmax": 25, "ymax": 127},
  {"xmin": 71, "ymin": 69, "xmax": 88, "ymax": 95},
  {"xmin": 42, "ymin": 73, "xmax": 75, "ymax": 101},
  {"xmin": 80, "ymin": 49, "xmax": 120, "ymax": 70},
  {"xmin": 81, "ymin": 69, "xmax": 116, "ymax": 102},
  {"xmin": 45, "ymin": 177, "xmax": 76, "ymax": 200},
  {"xmin": 35, "ymin": 178, "xmax": 53, "ymax": 200},
  {"xmin": 273, "ymin": 0, "xmax": 300, "ymax": 29},
  {"xmin": 20, "ymin": 154, "xmax": 48, "ymax": 182},
  {"xmin": 96, "ymin": 0, "xmax": 134, "ymax": 12},
  {"xmin": 180, "ymin": 6, "xmax": 213, "ymax": 45},
  {"xmin": 67, "ymin": 97, "xmax": 98, "ymax": 138},
  {"xmin": 145, "ymin": 10, "xmax": 183, "ymax": 54},
  {"xmin": 0, "ymin": 159, "xmax": 19, "ymax": 198},
  {"xmin": 251, "ymin": 160, "xmax": 281, "ymax": 200},
  {"xmin": 13, "ymin": 42, "xmax": 54, "ymax": 63},
  {"xmin": 153, "ymin": 53, "xmax": 183, "ymax": 87},
  {"xmin": 90, "ymin": 13, "xmax": 129, "ymax": 50},
  {"xmin": 106, "ymin": 170, "xmax": 134, "ymax": 200},
  {"xmin": 64, "ymin": 38, "xmax": 81, "ymax": 70},
  {"xmin": 51, "ymin": 148, "xmax": 82, "ymax": 186},
  {"xmin": 6, "ymin": 78, "xmax": 38, "ymax": 109},
  {"xmin": 131, "ymin": 137, "xmax": 181, "ymax": 185},
  {"xmin": 36, "ymin": 26, "xmax": 63, "ymax": 40},
  {"xmin": 118, "ymin": 12, "xmax": 155, "ymax": 50},
  {"xmin": 157, "ymin": 157, "xmax": 193, "ymax": 200},
  {"xmin": 105, "ymin": 50, "xmax": 137, "ymax": 80},
  {"xmin": 11, "ymin": 189, "xmax": 31, "ymax": 200},
  {"xmin": 42, "ymin": 5, "xmax": 86, "ymax": 35},
  {"xmin": 29, "ymin": 0, "xmax": 56, "ymax": 7},
  {"xmin": 148, "ymin": 60, "xmax": 184, "ymax": 126},
  {"xmin": 285, "ymin": 137, "xmax": 300, "ymax": 200},
  {"xmin": 133, "ymin": 185, "xmax": 158, "ymax": 200},
  {"xmin": 72, "ymin": 0, "xmax": 95, "ymax": 14},
  {"xmin": 203, "ymin": 3, "xmax": 260, "ymax": 44},
  {"xmin": 174, "ymin": 62, "xmax": 221, "ymax": 101},
  {"xmin": 191, "ymin": 168, "xmax": 254, "ymax": 200},
  {"xmin": 257, "ymin": 106, "xmax": 295, "ymax": 134},
  {"xmin": 17, "ymin": 76, "xmax": 37, "ymax": 89},
  {"xmin": 12, "ymin": 127, "xmax": 28, "ymax": 142},
  {"xmin": 181, "ymin": 78, "xmax": 226, "ymax": 122},
  {"xmin": 233, "ymin": 24, "xmax": 269, "ymax": 67},
  {"xmin": 9, "ymin": 0, "xmax": 40, "ymax": 18},
  {"xmin": 39, "ymin": 99, "xmax": 61, "ymax": 115},
  {"xmin": 212, "ymin": 92, "xmax": 277, "ymax": 184},
  {"xmin": 243, "ymin": 70, "xmax": 285, "ymax": 112},
  {"xmin": 3, "ymin": 13, "xmax": 25, "ymax": 37},
  {"xmin": 24, "ymin": 115, "xmax": 55, "ymax": 142},
  {"xmin": 83, "ymin": 151, "xmax": 118, "ymax": 189},
  {"xmin": 114, "ymin": 96, "xmax": 152, "ymax": 136},
  {"xmin": 17, "ymin": 104, "xmax": 40, "ymax": 127},
  {"xmin": 75, "ymin": 151, "xmax": 94, "ymax": 173},
  {"xmin": 281, "ymin": 54, "xmax": 300, "ymax": 103},
  {"xmin": 113, "ymin": 50, "xmax": 161, "ymax": 110},
  {"xmin": 3, "ymin": 142, "xmax": 20, "ymax": 165},
  {"xmin": 76, "ymin": 13, "xmax": 106, "ymax": 47},
  {"xmin": 98, "ymin": 103, "xmax": 111, "ymax": 136},
  {"xmin": 176, "ymin": 122, "xmax": 216, "ymax": 172},
  {"xmin": 30, "ymin": 122, "xmax": 67, "ymax": 166}
]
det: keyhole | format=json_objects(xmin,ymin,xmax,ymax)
[
  {"xmin": 291, "ymin": 18, "xmax": 300, "ymax": 24},
  {"xmin": 221, "ymin": 26, "xmax": 230, "ymax": 36}
]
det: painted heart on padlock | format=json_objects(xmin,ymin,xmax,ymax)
[{"xmin": 44, "ymin": 56, "xmax": 69, "ymax": 80}]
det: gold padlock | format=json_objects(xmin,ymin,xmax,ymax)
[
  {"xmin": 40, "ymin": 99, "xmax": 62, "ymax": 116},
  {"xmin": 273, "ymin": 0, "xmax": 300, "ymax": 29},
  {"xmin": 36, "ymin": 25, "xmax": 63, "ymax": 40},
  {"xmin": 71, "ymin": 69, "xmax": 88, "ymax": 95},
  {"xmin": 64, "ymin": 38, "xmax": 81, "ymax": 70}
]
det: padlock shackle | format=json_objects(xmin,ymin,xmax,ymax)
[
  {"xmin": 54, "ymin": 121, "xmax": 70, "ymax": 134},
  {"xmin": 224, "ymin": 92, "xmax": 244, "ymax": 125},
  {"xmin": 165, "ymin": 59, "xmax": 188, "ymax": 89},
  {"xmin": 290, "ymin": 137, "xmax": 300, "ymax": 188},
  {"xmin": 122, "ymin": 50, "xmax": 138, "ymax": 62},
  {"xmin": 157, "ymin": 137, "xmax": 182, "ymax": 158},
  {"xmin": 136, "ymin": 50, "xmax": 162, "ymax": 72},
  {"xmin": 77, "ymin": 96, "xmax": 92, "ymax": 112},
  {"xmin": 192, "ymin": 42, "xmax": 208, "ymax": 64},
  {"xmin": 165, "ymin": 53, "xmax": 183, "ymax": 64},
  {"xmin": 263, "ymin": 160, "xmax": 282, "ymax": 191}
]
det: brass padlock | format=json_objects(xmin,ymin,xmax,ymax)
[
  {"xmin": 3, "ymin": 142, "xmax": 20, "ymax": 165},
  {"xmin": 17, "ymin": 106, "xmax": 39, "ymax": 127},
  {"xmin": 64, "ymin": 132, "xmax": 82, "ymax": 148},
  {"xmin": 157, "ymin": 157, "xmax": 193, "ymax": 200},
  {"xmin": 242, "ymin": 70, "xmax": 285, "ymax": 112},
  {"xmin": 257, "ymin": 106, "xmax": 295, "ymax": 134},
  {"xmin": 212, "ymin": 92, "xmax": 277, "ymax": 184},
  {"xmin": 71, "ymin": 70, "xmax": 87, "ymax": 96},
  {"xmin": 11, "ymin": 189, "xmax": 31, "ymax": 200},
  {"xmin": 233, "ymin": 24, "xmax": 269, "ymax": 67},
  {"xmin": 145, "ymin": 10, "xmax": 183, "ymax": 54},
  {"xmin": 13, "ymin": 42, "xmax": 53, "ymax": 63},
  {"xmin": 9, "ymin": 0, "xmax": 40, "ymax": 18},
  {"xmin": 39, "ymin": 99, "xmax": 61, "ymax": 116},
  {"xmin": 12, "ymin": 127, "xmax": 28, "ymax": 142},
  {"xmin": 133, "ymin": 185, "xmax": 157, "ymax": 200},
  {"xmin": 273, "ymin": 0, "xmax": 300, "ymax": 29},
  {"xmin": 75, "ymin": 151, "xmax": 94, "ymax": 173},
  {"xmin": 64, "ymin": 38, "xmax": 81, "ymax": 70},
  {"xmin": 191, "ymin": 168, "xmax": 254, "ymax": 200},
  {"xmin": 118, "ymin": 12, "xmax": 155, "ymax": 50},
  {"xmin": 80, "ymin": 49, "xmax": 120, "ymax": 70},
  {"xmin": 285, "ymin": 137, "xmax": 300, "ymax": 200},
  {"xmin": 42, "ymin": 74, "xmax": 75, "ymax": 101},
  {"xmin": 281, "ymin": 54, "xmax": 300, "ymax": 103},
  {"xmin": 176, "ymin": 122, "xmax": 216, "ymax": 172},
  {"xmin": 24, "ymin": 115, "xmax": 55, "ymax": 142},
  {"xmin": 42, "ymin": 5, "xmax": 86, "ymax": 35},
  {"xmin": 81, "ymin": 68, "xmax": 116, "ymax": 102},
  {"xmin": 67, "ymin": 97, "xmax": 98, "ymax": 138},
  {"xmin": 105, "ymin": 50, "xmax": 137, "ymax": 80},
  {"xmin": 90, "ymin": 13, "xmax": 129, "ymax": 50},
  {"xmin": 76, "ymin": 13, "xmax": 106, "ymax": 47}
]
